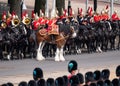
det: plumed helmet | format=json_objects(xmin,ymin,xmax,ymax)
[
  {"xmin": 33, "ymin": 67, "xmax": 43, "ymax": 80},
  {"xmin": 93, "ymin": 70, "xmax": 101, "ymax": 81},
  {"xmin": 101, "ymin": 69, "xmax": 110, "ymax": 80},
  {"xmin": 68, "ymin": 60, "xmax": 78, "ymax": 73},
  {"xmin": 116, "ymin": 65, "xmax": 120, "ymax": 77}
]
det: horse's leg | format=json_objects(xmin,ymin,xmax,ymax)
[
  {"xmin": 6, "ymin": 42, "xmax": 12, "ymax": 60},
  {"xmin": 59, "ymin": 46, "xmax": 65, "ymax": 61},
  {"xmin": 36, "ymin": 42, "xmax": 45, "ymax": 61},
  {"xmin": 0, "ymin": 43, "xmax": 3, "ymax": 60},
  {"xmin": 55, "ymin": 47, "xmax": 60, "ymax": 61},
  {"xmin": 54, "ymin": 45, "xmax": 65, "ymax": 62}
]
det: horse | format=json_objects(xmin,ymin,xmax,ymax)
[
  {"xmin": 109, "ymin": 20, "xmax": 119, "ymax": 50},
  {"xmin": 0, "ymin": 20, "xmax": 6, "ymax": 60},
  {"xmin": 36, "ymin": 22, "xmax": 77, "ymax": 61}
]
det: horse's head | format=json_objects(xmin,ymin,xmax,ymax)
[{"xmin": 70, "ymin": 26, "xmax": 77, "ymax": 38}]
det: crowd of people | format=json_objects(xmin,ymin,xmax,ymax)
[{"xmin": 1, "ymin": 60, "xmax": 120, "ymax": 86}]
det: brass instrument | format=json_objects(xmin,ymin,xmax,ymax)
[
  {"xmin": 11, "ymin": 18, "xmax": 20, "ymax": 27},
  {"xmin": 1, "ymin": 21, "xmax": 7, "ymax": 29},
  {"xmin": 22, "ymin": 17, "xmax": 31, "ymax": 25}
]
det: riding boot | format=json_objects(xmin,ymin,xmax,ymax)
[{"xmin": 51, "ymin": 35, "xmax": 54, "ymax": 43}]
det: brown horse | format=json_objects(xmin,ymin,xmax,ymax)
[{"xmin": 36, "ymin": 24, "xmax": 77, "ymax": 61}]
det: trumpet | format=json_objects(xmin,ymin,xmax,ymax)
[
  {"xmin": 11, "ymin": 18, "xmax": 20, "ymax": 27},
  {"xmin": 22, "ymin": 17, "xmax": 31, "ymax": 25}
]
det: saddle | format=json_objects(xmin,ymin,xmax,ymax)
[{"xmin": 39, "ymin": 24, "xmax": 59, "ymax": 36}]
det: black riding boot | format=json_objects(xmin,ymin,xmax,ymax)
[{"xmin": 50, "ymin": 35, "xmax": 54, "ymax": 43}]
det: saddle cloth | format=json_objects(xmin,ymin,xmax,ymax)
[
  {"xmin": 48, "ymin": 24, "xmax": 59, "ymax": 35},
  {"xmin": 39, "ymin": 24, "xmax": 59, "ymax": 36}
]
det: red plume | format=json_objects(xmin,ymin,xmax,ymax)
[{"xmin": 106, "ymin": 5, "xmax": 109, "ymax": 10}]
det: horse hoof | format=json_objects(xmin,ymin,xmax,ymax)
[
  {"xmin": 60, "ymin": 59, "xmax": 65, "ymax": 62},
  {"xmin": 55, "ymin": 59, "xmax": 60, "ymax": 62}
]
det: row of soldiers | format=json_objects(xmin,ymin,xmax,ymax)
[
  {"xmin": 1, "ymin": 60, "xmax": 120, "ymax": 86},
  {"xmin": 1, "ymin": 5, "xmax": 120, "ymax": 30}
]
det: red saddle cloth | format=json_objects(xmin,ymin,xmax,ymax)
[
  {"xmin": 39, "ymin": 29, "xmax": 47, "ymax": 36},
  {"xmin": 39, "ymin": 24, "xmax": 59, "ymax": 36},
  {"xmin": 48, "ymin": 24, "xmax": 59, "ymax": 35}
]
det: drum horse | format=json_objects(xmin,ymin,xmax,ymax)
[{"xmin": 35, "ymin": 20, "xmax": 77, "ymax": 61}]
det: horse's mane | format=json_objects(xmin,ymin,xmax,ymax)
[{"xmin": 59, "ymin": 24, "xmax": 71, "ymax": 36}]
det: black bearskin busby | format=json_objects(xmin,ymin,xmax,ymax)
[
  {"xmin": 101, "ymin": 69, "xmax": 110, "ymax": 80},
  {"xmin": 33, "ymin": 67, "xmax": 43, "ymax": 81},
  {"xmin": 116, "ymin": 65, "xmax": 120, "ymax": 77},
  {"xmin": 77, "ymin": 73, "xmax": 84, "ymax": 84},
  {"xmin": 46, "ymin": 78, "xmax": 55, "ymax": 86},
  {"xmin": 93, "ymin": 70, "xmax": 101, "ymax": 81},
  {"xmin": 68, "ymin": 60, "xmax": 78, "ymax": 73}
]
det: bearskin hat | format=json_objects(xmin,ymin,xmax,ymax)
[
  {"xmin": 116, "ymin": 65, "xmax": 120, "ymax": 77},
  {"xmin": 77, "ymin": 73, "xmax": 84, "ymax": 84},
  {"xmin": 69, "ymin": 75, "xmax": 80, "ymax": 86},
  {"xmin": 101, "ymin": 69, "xmax": 110, "ymax": 80},
  {"xmin": 85, "ymin": 71, "xmax": 94, "ymax": 83},
  {"xmin": 33, "ymin": 67, "xmax": 43, "ymax": 80},
  {"xmin": 18, "ymin": 81, "xmax": 28, "ymax": 86},
  {"xmin": 55, "ymin": 77, "xmax": 65, "ymax": 86},
  {"xmin": 46, "ymin": 78, "xmax": 55, "ymax": 86},
  {"xmin": 93, "ymin": 70, "xmax": 101, "ymax": 81},
  {"xmin": 28, "ymin": 80, "xmax": 37, "ymax": 86},
  {"xmin": 68, "ymin": 60, "xmax": 78, "ymax": 73},
  {"xmin": 37, "ymin": 79, "xmax": 46, "ymax": 86},
  {"xmin": 112, "ymin": 78, "xmax": 120, "ymax": 86}
]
